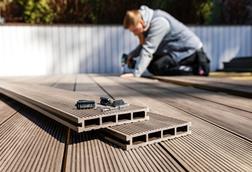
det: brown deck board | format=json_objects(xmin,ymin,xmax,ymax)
[
  {"xmin": 66, "ymin": 130, "xmax": 185, "ymax": 172},
  {"xmin": 142, "ymin": 78, "xmax": 252, "ymax": 113},
  {"xmin": 65, "ymin": 75, "xmax": 186, "ymax": 172},
  {"xmin": 1, "ymin": 74, "xmax": 252, "ymax": 171},
  {"xmin": 0, "ymin": 106, "xmax": 66, "ymax": 172},
  {"xmin": 104, "ymin": 112, "xmax": 191, "ymax": 150},
  {"xmin": 124, "ymin": 77, "xmax": 252, "ymax": 139},
  {"xmin": 0, "ymin": 95, "xmax": 20, "ymax": 125},
  {"xmin": 0, "ymin": 82, "xmax": 148, "ymax": 132},
  {"xmin": 151, "ymin": 76, "xmax": 252, "ymax": 98},
  {"xmin": 43, "ymin": 75, "xmax": 186, "ymax": 172},
  {"xmin": 92, "ymin": 75, "xmax": 252, "ymax": 171}
]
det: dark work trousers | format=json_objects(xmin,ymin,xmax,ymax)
[{"xmin": 147, "ymin": 48, "xmax": 210, "ymax": 76}]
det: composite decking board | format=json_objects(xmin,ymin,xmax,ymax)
[
  {"xmin": 61, "ymin": 75, "xmax": 187, "ymax": 172},
  {"xmin": 210, "ymin": 72, "xmax": 252, "ymax": 77},
  {"xmin": 53, "ymin": 75, "xmax": 77, "ymax": 91},
  {"xmin": 65, "ymin": 130, "xmax": 186, "ymax": 172},
  {"xmin": 176, "ymin": 75, "xmax": 252, "ymax": 87},
  {"xmin": 132, "ymin": 76, "xmax": 252, "ymax": 113},
  {"xmin": 75, "ymin": 74, "xmax": 107, "ymax": 97},
  {"xmin": 60, "ymin": 75, "xmax": 184, "ymax": 171},
  {"xmin": 161, "ymin": 128, "xmax": 252, "ymax": 172},
  {"xmin": 1, "ymin": 75, "xmax": 252, "ymax": 171},
  {"xmin": 0, "ymin": 82, "xmax": 147, "ymax": 118},
  {"xmin": 0, "ymin": 106, "xmax": 66, "ymax": 172},
  {"xmin": 123, "ymin": 77, "xmax": 252, "ymax": 139},
  {"xmin": 144, "ymin": 78, "xmax": 252, "ymax": 113},
  {"xmin": 108, "ymin": 113, "xmax": 190, "ymax": 136},
  {"xmin": 0, "ymin": 76, "xmax": 39, "ymax": 83},
  {"xmin": 0, "ymin": 75, "xmax": 65, "ymax": 87},
  {"xmin": 150, "ymin": 76, "xmax": 252, "ymax": 98},
  {"xmin": 104, "ymin": 113, "xmax": 191, "ymax": 150},
  {"xmin": 0, "ymin": 95, "xmax": 20, "ymax": 125},
  {"xmin": 0, "ymin": 82, "xmax": 148, "ymax": 132},
  {"xmin": 193, "ymin": 75, "xmax": 252, "ymax": 86},
  {"xmin": 31, "ymin": 75, "xmax": 65, "ymax": 86},
  {"xmin": 92, "ymin": 75, "xmax": 252, "ymax": 171}
]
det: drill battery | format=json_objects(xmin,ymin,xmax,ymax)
[{"xmin": 75, "ymin": 100, "xmax": 96, "ymax": 109}]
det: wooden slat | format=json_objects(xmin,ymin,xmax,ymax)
[
  {"xmin": 75, "ymin": 74, "xmax": 106, "ymax": 97},
  {"xmin": 2, "ymin": 75, "xmax": 252, "ymax": 171},
  {"xmin": 66, "ymin": 130, "xmax": 185, "ymax": 172},
  {"xmin": 0, "ymin": 106, "xmax": 66, "ymax": 172},
  {"xmin": 120, "ymin": 76, "xmax": 252, "ymax": 140},
  {"xmin": 0, "ymin": 95, "xmax": 20, "ymax": 125},
  {"xmin": 104, "ymin": 113, "xmax": 191, "ymax": 150},
  {"xmin": 192, "ymin": 76, "xmax": 252, "ymax": 86},
  {"xmin": 53, "ymin": 75, "xmax": 76, "ymax": 91},
  {"xmin": 65, "ymin": 74, "xmax": 186, "ymax": 172},
  {"xmin": 150, "ymin": 76, "xmax": 252, "ymax": 98},
  {"xmin": 0, "ymin": 81, "xmax": 148, "ymax": 132},
  {"xmin": 92, "ymin": 75, "xmax": 252, "ymax": 171},
  {"xmin": 140, "ymin": 78, "xmax": 252, "ymax": 113},
  {"xmin": 210, "ymin": 72, "xmax": 252, "ymax": 77}
]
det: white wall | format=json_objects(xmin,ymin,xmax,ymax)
[{"xmin": 0, "ymin": 25, "xmax": 251, "ymax": 76}]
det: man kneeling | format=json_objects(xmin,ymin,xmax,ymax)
[{"xmin": 121, "ymin": 5, "xmax": 210, "ymax": 78}]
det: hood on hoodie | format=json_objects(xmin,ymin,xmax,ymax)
[{"xmin": 139, "ymin": 5, "xmax": 154, "ymax": 31}]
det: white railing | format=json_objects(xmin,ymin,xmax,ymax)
[{"xmin": 0, "ymin": 25, "xmax": 251, "ymax": 76}]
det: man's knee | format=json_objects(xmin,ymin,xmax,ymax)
[
  {"xmin": 148, "ymin": 55, "xmax": 177, "ymax": 74},
  {"xmin": 147, "ymin": 63, "xmax": 162, "ymax": 75}
]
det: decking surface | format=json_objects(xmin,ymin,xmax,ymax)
[{"xmin": 0, "ymin": 74, "xmax": 252, "ymax": 172}]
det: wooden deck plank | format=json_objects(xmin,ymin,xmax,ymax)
[
  {"xmin": 66, "ymin": 130, "xmax": 185, "ymax": 172},
  {"xmin": 125, "ymin": 77, "xmax": 252, "ymax": 139},
  {"xmin": 1, "ymin": 75, "xmax": 251, "ymax": 171},
  {"xmin": 0, "ymin": 95, "xmax": 20, "ymax": 125},
  {"xmin": 151, "ymin": 76, "xmax": 252, "ymax": 98},
  {"xmin": 75, "ymin": 74, "xmax": 106, "ymax": 97},
  {"xmin": 142, "ymin": 78, "xmax": 252, "ymax": 113},
  {"xmin": 0, "ymin": 106, "xmax": 66, "ymax": 172},
  {"xmin": 64, "ymin": 74, "xmax": 186, "ymax": 172},
  {"xmin": 104, "ymin": 112, "xmax": 191, "ymax": 150},
  {"xmin": 182, "ymin": 75, "xmax": 252, "ymax": 86},
  {"xmin": 92, "ymin": 75, "xmax": 252, "ymax": 171},
  {"xmin": 53, "ymin": 75, "xmax": 77, "ymax": 91},
  {"xmin": 46, "ymin": 75, "xmax": 186, "ymax": 172},
  {"xmin": 0, "ymin": 82, "xmax": 148, "ymax": 132},
  {"xmin": 210, "ymin": 72, "xmax": 252, "ymax": 78}
]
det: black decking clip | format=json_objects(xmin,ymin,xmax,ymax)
[
  {"xmin": 100, "ymin": 97, "xmax": 114, "ymax": 106},
  {"xmin": 100, "ymin": 97, "xmax": 128, "ymax": 108}
]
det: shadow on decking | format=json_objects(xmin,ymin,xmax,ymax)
[
  {"xmin": 0, "ymin": 94, "xmax": 67, "ymax": 143},
  {"xmin": 45, "ymin": 81, "xmax": 227, "ymax": 100},
  {"xmin": 0, "ymin": 94, "xmax": 119, "ymax": 148},
  {"xmin": 70, "ymin": 129, "xmax": 122, "ymax": 149}
]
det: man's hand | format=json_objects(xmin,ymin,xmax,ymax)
[{"xmin": 120, "ymin": 73, "xmax": 134, "ymax": 78}]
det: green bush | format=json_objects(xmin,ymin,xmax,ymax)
[
  {"xmin": 50, "ymin": 0, "xmax": 96, "ymax": 24},
  {"xmin": 17, "ymin": 0, "xmax": 54, "ymax": 24},
  {"xmin": 1, "ymin": 0, "xmax": 250, "ymax": 25}
]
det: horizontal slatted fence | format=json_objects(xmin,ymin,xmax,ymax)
[{"xmin": 0, "ymin": 25, "xmax": 251, "ymax": 76}]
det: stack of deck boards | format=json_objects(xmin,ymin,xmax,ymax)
[{"xmin": 0, "ymin": 81, "xmax": 191, "ymax": 150}]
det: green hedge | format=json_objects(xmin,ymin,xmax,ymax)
[{"xmin": 0, "ymin": 0, "xmax": 250, "ymax": 25}]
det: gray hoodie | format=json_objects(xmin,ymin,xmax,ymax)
[{"xmin": 130, "ymin": 5, "xmax": 203, "ymax": 77}]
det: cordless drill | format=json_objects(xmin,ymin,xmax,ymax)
[{"xmin": 121, "ymin": 53, "xmax": 136, "ymax": 69}]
